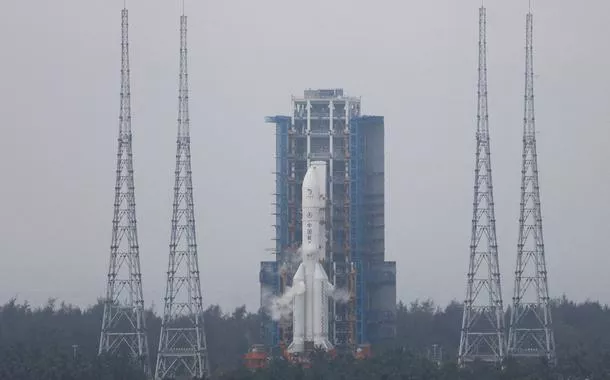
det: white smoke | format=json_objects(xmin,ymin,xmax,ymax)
[
  {"xmin": 278, "ymin": 247, "xmax": 303, "ymax": 274},
  {"xmin": 329, "ymin": 286, "xmax": 351, "ymax": 304},
  {"xmin": 265, "ymin": 280, "xmax": 349, "ymax": 321},
  {"xmin": 262, "ymin": 246, "xmax": 352, "ymax": 320},
  {"xmin": 265, "ymin": 281, "xmax": 305, "ymax": 321}
]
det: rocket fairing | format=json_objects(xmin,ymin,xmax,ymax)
[{"xmin": 287, "ymin": 161, "xmax": 334, "ymax": 354}]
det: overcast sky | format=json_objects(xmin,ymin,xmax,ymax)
[{"xmin": 0, "ymin": 0, "xmax": 608, "ymax": 314}]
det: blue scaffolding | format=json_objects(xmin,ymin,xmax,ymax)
[
  {"xmin": 349, "ymin": 116, "xmax": 366, "ymax": 345},
  {"xmin": 350, "ymin": 115, "xmax": 386, "ymax": 345},
  {"xmin": 261, "ymin": 113, "xmax": 392, "ymax": 350},
  {"xmin": 261, "ymin": 116, "xmax": 291, "ymax": 349},
  {"xmin": 268, "ymin": 115, "xmax": 290, "ymax": 258}
]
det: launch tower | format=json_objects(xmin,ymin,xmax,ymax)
[
  {"xmin": 261, "ymin": 89, "xmax": 396, "ymax": 354},
  {"xmin": 98, "ymin": 7, "xmax": 151, "ymax": 377}
]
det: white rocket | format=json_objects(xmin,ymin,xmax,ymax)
[{"xmin": 287, "ymin": 161, "xmax": 334, "ymax": 354}]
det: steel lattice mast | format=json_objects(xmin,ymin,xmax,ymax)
[
  {"xmin": 458, "ymin": 6, "xmax": 505, "ymax": 366},
  {"xmin": 99, "ymin": 7, "xmax": 151, "ymax": 377},
  {"xmin": 155, "ymin": 13, "xmax": 210, "ymax": 380},
  {"xmin": 507, "ymin": 11, "xmax": 556, "ymax": 364}
]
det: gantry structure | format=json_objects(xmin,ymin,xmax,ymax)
[{"xmin": 261, "ymin": 89, "xmax": 396, "ymax": 354}]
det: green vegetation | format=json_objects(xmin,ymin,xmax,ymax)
[{"xmin": 0, "ymin": 296, "xmax": 608, "ymax": 379}]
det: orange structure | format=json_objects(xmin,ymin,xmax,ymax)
[
  {"xmin": 243, "ymin": 344, "xmax": 268, "ymax": 370},
  {"xmin": 355, "ymin": 344, "xmax": 372, "ymax": 360},
  {"xmin": 245, "ymin": 343, "xmax": 369, "ymax": 370}
]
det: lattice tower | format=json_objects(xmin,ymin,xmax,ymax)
[
  {"xmin": 458, "ymin": 6, "xmax": 506, "ymax": 366},
  {"xmin": 155, "ymin": 14, "xmax": 210, "ymax": 379},
  {"xmin": 507, "ymin": 11, "xmax": 556, "ymax": 364},
  {"xmin": 99, "ymin": 7, "xmax": 151, "ymax": 377}
]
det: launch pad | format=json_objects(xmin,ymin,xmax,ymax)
[
  {"xmin": 260, "ymin": 90, "xmax": 396, "ymax": 360},
  {"xmin": 245, "ymin": 161, "xmax": 374, "ymax": 369}
]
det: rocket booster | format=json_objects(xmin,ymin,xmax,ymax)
[{"xmin": 287, "ymin": 161, "xmax": 334, "ymax": 354}]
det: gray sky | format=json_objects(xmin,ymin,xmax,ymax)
[{"xmin": 0, "ymin": 0, "xmax": 608, "ymax": 314}]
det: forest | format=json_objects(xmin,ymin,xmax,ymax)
[{"xmin": 0, "ymin": 296, "xmax": 608, "ymax": 379}]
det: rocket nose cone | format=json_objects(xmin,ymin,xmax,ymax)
[
  {"xmin": 302, "ymin": 167, "xmax": 321, "ymax": 206},
  {"xmin": 304, "ymin": 164, "xmax": 321, "ymax": 184},
  {"xmin": 303, "ymin": 166, "xmax": 316, "ymax": 186}
]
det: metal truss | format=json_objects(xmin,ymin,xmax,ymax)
[
  {"xmin": 155, "ymin": 14, "xmax": 210, "ymax": 380},
  {"xmin": 99, "ymin": 8, "xmax": 151, "ymax": 378},
  {"xmin": 458, "ymin": 6, "xmax": 506, "ymax": 366},
  {"xmin": 507, "ymin": 12, "xmax": 556, "ymax": 365}
]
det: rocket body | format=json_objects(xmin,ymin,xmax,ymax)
[{"xmin": 287, "ymin": 161, "xmax": 334, "ymax": 353}]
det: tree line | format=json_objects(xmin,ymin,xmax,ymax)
[{"xmin": 0, "ymin": 296, "xmax": 608, "ymax": 379}]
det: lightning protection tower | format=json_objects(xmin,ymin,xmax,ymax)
[
  {"xmin": 99, "ymin": 7, "xmax": 152, "ymax": 377},
  {"xmin": 155, "ymin": 13, "xmax": 210, "ymax": 380},
  {"xmin": 507, "ymin": 11, "xmax": 556, "ymax": 364},
  {"xmin": 458, "ymin": 6, "xmax": 505, "ymax": 366}
]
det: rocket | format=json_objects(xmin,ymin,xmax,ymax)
[{"xmin": 287, "ymin": 161, "xmax": 334, "ymax": 354}]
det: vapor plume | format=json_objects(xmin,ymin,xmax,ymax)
[
  {"xmin": 263, "ymin": 281, "xmax": 305, "ymax": 321},
  {"xmin": 330, "ymin": 287, "xmax": 351, "ymax": 304}
]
